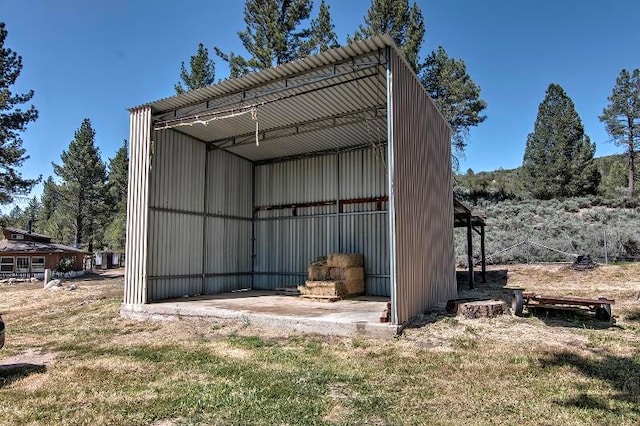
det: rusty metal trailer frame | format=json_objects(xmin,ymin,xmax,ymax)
[{"xmin": 511, "ymin": 289, "xmax": 614, "ymax": 321}]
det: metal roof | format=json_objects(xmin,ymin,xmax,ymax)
[
  {"xmin": 132, "ymin": 35, "xmax": 397, "ymax": 114},
  {"xmin": 132, "ymin": 35, "xmax": 441, "ymax": 163}
]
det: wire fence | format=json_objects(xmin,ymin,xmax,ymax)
[{"xmin": 455, "ymin": 227, "xmax": 640, "ymax": 266}]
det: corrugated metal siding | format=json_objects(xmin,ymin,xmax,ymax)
[
  {"xmin": 204, "ymin": 217, "xmax": 252, "ymax": 287},
  {"xmin": 148, "ymin": 130, "xmax": 205, "ymax": 213},
  {"xmin": 204, "ymin": 149, "xmax": 253, "ymax": 294},
  {"xmin": 254, "ymin": 215, "xmax": 337, "ymax": 290},
  {"xmin": 389, "ymin": 49, "xmax": 456, "ymax": 324},
  {"xmin": 145, "ymin": 129, "xmax": 206, "ymax": 300},
  {"xmin": 124, "ymin": 107, "xmax": 152, "ymax": 305},
  {"xmin": 148, "ymin": 278, "xmax": 201, "ymax": 301},
  {"xmin": 254, "ymin": 148, "xmax": 390, "ymax": 295},
  {"xmin": 147, "ymin": 211, "xmax": 203, "ymax": 276},
  {"xmin": 207, "ymin": 149, "xmax": 253, "ymax": 216},
  {"xmin": 339, "ymin": 213, "xmax": 389, "ymax": 296}
]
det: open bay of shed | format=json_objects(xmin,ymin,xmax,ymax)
[{"xmin": 121, "ymin": 291, "xmax": 397, "ymax": 339}]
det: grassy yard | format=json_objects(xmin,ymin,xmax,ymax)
[{"xmin": 1, "ymin": 265, "xmax": 639, "ymax": 425}]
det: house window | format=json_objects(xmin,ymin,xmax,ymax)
[
  {"xmin": 10, "ymin": 234, "xmax": 24, "ymax": 240},
  {"xmin": 16, "ymin": 257, "xmax": 29, "ymax": 273},
  {"xmin": 0, "ymin": 257, "xmax": 14, "ymax": 273},
  {"xmin": 32, "ymin": 256, "xmax": 45, "ymax": 273}
]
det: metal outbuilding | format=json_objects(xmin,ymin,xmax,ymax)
[{"xmin": 122, "ymin": 35, "xmax": 455, "ymax": 325}]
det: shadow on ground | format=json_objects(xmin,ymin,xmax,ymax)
[
  {"xmin": 525, "ymin": 307, "xmax": 621, "ymax": 330},
  {"xmin": 625, "ymin": 306, "xmax": 640, "ymax": 321},
  {"xmin": 0, "ymin": 363, "xmax": 46, "ymax": 389},
  {"xmin": 541, "ymin": 351, "xmax": 640, "ymax": 412}
]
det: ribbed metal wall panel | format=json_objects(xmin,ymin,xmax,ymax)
[
  {"xmin": 124, "ymin": 107, "xmax": 152, "ymax": 305},
  {"xmin": 389, "ymin": 48, "xmax": 456, "ymax": 324},
  {"xmin": 204, "ymin": 149, "xmax": 253, "ymax": 294},
  {"xmin": 147, "ymin": 210, "xmax": 204, "ymax": 277},
  {"xmin": 254, "ymin": 216, "xmax": 336, "ymax": 290},
  {"xmin": 148, "ymin": 278, "xmax": 201, "ymax": 302},
  {"xmin": 143, "ymin": 129, "xmax": 207, "ymax": 300},
  {"xmin": 148, "ymin": 130, "xmax": 205, "ymax": 213},
  {"xmin": 204, "ymin": 217, "xmax": 252, "ymax": 273},
  {"xmin": 254, "ymin": 148, "xmax": 390, "ymax": 295},
  {"xmin": 207, "ymin": 149, "xmax": 253, "ymax": 216},
  {"xmin": 255, "ymin": 155, "xmax": 337, "ymax": 205},
  {"xmin": 339, "ymin": 213, "xmax": 389, "ymax": 296},
  {"xmin": 205, "ymin": 275, "xmax": 252, "ymax": 294},
  {"xmin": 339, "ymin": 145, "xmax": 388, "ymax": 199}
]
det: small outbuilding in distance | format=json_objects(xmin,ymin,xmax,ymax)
[{"xmin": 122, "ymin": 35, "xmax": 457, "ymax": 327}]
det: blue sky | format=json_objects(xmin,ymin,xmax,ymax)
[{"xmin": 3, "ymin": 0, "xmax": 640, "ymax": 207}]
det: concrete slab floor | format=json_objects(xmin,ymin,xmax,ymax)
[{"xmin": 121, "ymin": 290, "xmax": 399, "ymax": 339}]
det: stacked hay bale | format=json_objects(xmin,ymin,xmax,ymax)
[{"xmin": 299, "ymin": 253, "xmax": 365, "ymax": 301}]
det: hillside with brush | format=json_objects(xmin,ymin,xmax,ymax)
[{"xmin": 454, "ymin": 153, "xmax": 640, "ymax": 265}]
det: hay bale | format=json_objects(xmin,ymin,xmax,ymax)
[
  {"xmin": 298, "ymin": 280, "xmax": 364, "ymax": 298},
  {"xmin": 310, "ymin": 256, "xmax": 327, "ymax": 267},
  {"xmin": 326, "ymin": 253, "xmax": 364, "ymax": 268},
  {"xmin": 329, "ymin": 267, "xmax": 364, "ymax": 281},
  {"xmin": 343, "ymin": 279, "xmax": 364, "ymax": 296},
  {"xmin": 298, "ymin": 281, "xmax": 341, "ymax": 297},
  {"xmin": 308, "ymin": 265, "xmax": 330, "ymax": 280}
]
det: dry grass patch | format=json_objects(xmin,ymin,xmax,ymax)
[{"xmin": 0, "ymin": 266, "xmax": 639, "ymax": 425}]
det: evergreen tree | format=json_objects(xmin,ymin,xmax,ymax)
[
  {"xmin": 215, "ymin": 0, "xmax": 313, "ymax": 77},
  {"xmin": 104, "ymin": 141, "xmax": 128, "ymax": 250},
  {"xmin": 351, "ymin": 0, "xmax": 425, "ymax": 72},
  {"xmin": 52, "ymin": 119, "xmax": 107, "ymax": 249},
  {"xmin": 106, "ymin": 140, "xmax": 128, "ymax": 207},
  {"xmin": 175, "ymin": 43, "xmax": 216, "ymax": 94},
  {"xmin": 420, "ymin": 47, "xmax": 487, "ymax": 168},
  {"xmin": 36, "ymin": 176, "xmax": 58, "ymax": 228},
  {"xmin": 599, "ymin": 68, "xmax": 640, "ymax": 194},
  {"xmin": 0, "ymin": 22, "xmax": 39, "ymax": 204},
  {"xmin": 522, "ymin": 84, "xmax": 600, "ymax": 199},
  {"xmin": 35, "ymin": 175, "xmax": 72, "ymax": 240},
  {"xmin": 306, "ymin": 0, "xmax": 339, "ymax": 55}
]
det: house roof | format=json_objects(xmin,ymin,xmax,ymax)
[
  {"xmin": 0, "ymin": 239, "xmax": 88, "ymax": 254},
  {"xmin": 4, "ymin": 227, "xmax": 51, "ymax": 241},
  {"xmin": 130, "ymin": 35, "xmax": 444, "ymax": 163}
]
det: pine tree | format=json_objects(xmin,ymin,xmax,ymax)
[
  {"xmin": 104, "ymin": 141, "xmax": 128, "ymax": 250},
  {"xmin": 35, "ymin": 175, "xmax": 71, "ymax": 240},
  {"xmin": 52, "ymin": 119, "xmax": 107, "ymax": 249},
  {"xmin": 420, "ymin": 47, "xmax": 487, "ymax": 168},
  {"xmin": 307, "ymin": 0, "xmax": 339, "ymax": 55},
  {"xmin": 175, "ymin": 43, "xmax": 216, "ymax": 94},
  {"xmin": 0, "ymin": 22, "xmax": 39, "ymax": 204},
  {"xmin": 599, "ymin": 68, "xmax": 640, "ymax": 194},
  {"xmin": 351, "ymin": 0, "xmax": 425, "ymax": 72},
  {"xmin": 522, "ymin": 84, "xmax": 600, "ymax": 199},
  {"xmin": 215, "ymin": 0, "xmax": 313, "ymax": 77}
]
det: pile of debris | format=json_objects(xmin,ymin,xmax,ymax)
[
  {"xmin": 572, "ymin": 254, "xmax": 597, "ymax": 271},
  {"xmin": 298, "ymin": 253, "xmax": 365, "ymax": 301}
]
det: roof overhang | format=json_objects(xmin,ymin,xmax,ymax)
[{"xmin": 132, "ymin": 36, "xmax": 401, "ymax": 163}]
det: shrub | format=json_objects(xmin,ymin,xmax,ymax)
[{"xmin": 57, "ymin": 258, "xmax": 74, "ymax": 273}]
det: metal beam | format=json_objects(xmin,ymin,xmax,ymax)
[
  {"xmin": 211, "ymin": 105, "xmax": 386, "ymax": 149},
  {"xmin": 154, "ymin": 64, "xmax": 383, "ymax": 125}
]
